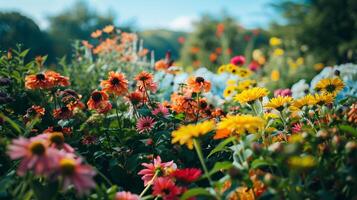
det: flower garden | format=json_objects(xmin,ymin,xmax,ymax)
[{"xmin": 0, "ymin": 24, "xmax": 357, "ymax": 200}]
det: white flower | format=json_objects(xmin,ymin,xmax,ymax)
[{"xmin": 291, "ymin": 79, "xmax": 309, "ymax": 98}]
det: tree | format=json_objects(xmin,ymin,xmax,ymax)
[
  {"xmin": 271, "ymin": 0, "xmax": 357, "ymax": 64},
  {"xmin": 0, "ymin": 12, "xmax": 54, "ymax": 62}
]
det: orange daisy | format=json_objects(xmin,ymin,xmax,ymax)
[
  {"xmin": 91, "ymin": 30, "xmax": 102, "ymax": 38},
  {"xmin": 102, "ymin": 25, "xmax": 115, "ymax": 33},
  {"xmin": 87, "ymin": 91, "xmax": 112, "ymax": 113},
  {"xmin": 25, "ymin": 73, "xmax": 51, "ymax": 89},
  {"xmin": 187, "ymin": 76, "xmax": 211, "ymax": 93},
  {"xmin": 100, "ymin": 71, "xmax": 128, "ymax": 96},
  {"xmin": 135, "ymin": 71, "xmax": 157, "ymax": 92}
]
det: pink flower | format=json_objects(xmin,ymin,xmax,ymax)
[
  {"xmin": 136, "ymin": 116, "xmax": 156, "ymax": 134},
  {"xmin": 55, "ymin": 152, "xmax": 96, "ymax": 195},
  {"xmin": 7, "ymin": 136, "xmax": 59, "ymax": 176},
  {"xmin": 172, "ymin": 168, "xmax": 202, "ymax": 183},
  {"xmin": 41, "ymin": 132, "xmax": 74, "ymax": 153},
  {"xmin": 152, "ymin": 177, "xmax": 182, "ymax": 200},
  {"xmin": 138, "ymin": 156, "xmax": 176, "ymax": 186},
  {"xmin": 115, "ymin": 191, "xmax": 140, "ymax": 200},
  {"xmin": 292, "ymin": 123, "xmax": 303, "ymax": 133},
  {"xmin": 274, "ymin": 88, "xmax": 292, "ymax": 97},
  {"xmin": 248, "ymin": 61, "xmax": 260, "ymax": 71},
  {"xmin": 230, "ymin": 55, "xmax": 245, "ymax": 66},
  {"xmin": 152, "ymin": 104, "xmax": 169, "ymax": 117}
]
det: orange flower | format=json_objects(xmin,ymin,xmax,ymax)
[
  {"xmin": 187, "ymin": 76, "xmax": 211, "ymax": 93},
  {"xmin": 214, "ymin": 128, "xmax": 231, "ymax": 140},
  {"xmin": 209, "ymin": 53, "xmax": 218, "ymax": 63},
  {"xmin": 82, "ymin": 40, "xmax": 93, "ymax": 49},
  {"xmin": 155, "ymin": 60, "xmax": 168, "ymax": 71},
  {"xmin": 102, "ymin": 25, "xmax": 114, "ymax": 33},
  {"xmin": 91, "ymin": 30, "xmax": 102, "ymax": 38},
  {"xmin": 215, "ymin": 47, "xmax": 222, "ymax": 54},
  {"xmin": 135, "ymin": 71, "xmax": 157, "ymax": 92},
  {"xmin": 87, "ymin": 91, "xmax": 112, "ymax": 113},
  {"xmin": 125, "ymin": 91, "xmax": 146, "ymax": 106},
  {"xmin": 101, "ymin": 71, "xmax": 128, "ymax": 96},
  {"xmin": 190, "ymin": 47, "xmax": 200, "ymax": 54},
  {"xmin": 216, "ymin": 23, "xmax": 225, "ymax": 37},
  {"xmin": 25, "ymin": 71, "xmax": 70, "ymax": 90},
  {"xmin": 138, "ymin": 48, "xmax": 149, "ymax": 57},
  {"xmin": 53, "ymin": 106, "xmax": 73, "ymax": 120}
]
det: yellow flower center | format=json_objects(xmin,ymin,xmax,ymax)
[
  {"xmin": 29, "ymin": 141, "xmax": 46, "ymax": 155},
  {"xmin": 60, "ymin": 158, "xmax": 76, "ymax": 175}
]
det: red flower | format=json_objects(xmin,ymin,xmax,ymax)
[
  {"xmin": 172, "ymin": 168, "xmax": 201, "ymax": 183},
  {"xmin": 230, "ymin": 55, "xmax": 245, "ymax": 66},
  {"xmin": 152, "ymin": 177, "xmax": 182, "ymax": 200}
]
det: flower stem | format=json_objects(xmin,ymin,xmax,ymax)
[
  {"xmin": 193, "ymin": 138, "xmax": 213, "ymax": 186},
  {"xmin": 139, "ymin": 170, "xmax": 159, "ymax": 197}
]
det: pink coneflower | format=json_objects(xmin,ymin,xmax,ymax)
[
  {"xmin": 115, "ymin": 191, "xmax": 140, "ymax": 200},
  {"xmin": 230, "ymin": 55, "xmax": 245, "ymax": 66},
  {"xmin": 152, "ymin": 104, "xmax": 170, "ymax": 117},
  {"xmin": 136, "ymin": 116, "xmax": 156, "ymax": 134},
  {"xmin": 55, "ymin": 152, "xmax": 96, "ymax": 195},
  {"xmin": 274, "ymin": 88, "xmax": 292, "ymax": 97},
  {"xmin": 7, "ymin": 136, "xmax": 59, "ymax": 176},
  {"xmin": 152, "ymin": 177, "xmax": 182, "ymax": 200},
  {"xmin": 292, "ymin": 123, "xmax": 303, "ymax": 133},
  {"xmin": 138, "ymin": 156, "xmax": 176, "ymax": 186},
  {"xmin": 41, "ymin": 132, "xmax": 74, "ymax": 153}
]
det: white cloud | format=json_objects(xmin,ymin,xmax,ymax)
[{"xmin": 168, "ymin": 16, "xmax": 197, "ymax": 32}]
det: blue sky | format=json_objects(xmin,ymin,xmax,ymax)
[{"xmin": 0, "ymin": 0, "xmax": 280, "ymax": 31}]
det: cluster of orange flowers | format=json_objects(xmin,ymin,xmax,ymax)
[{"xmin": 168, "ymin": 76, "xmax": 224, "ymax": 121}]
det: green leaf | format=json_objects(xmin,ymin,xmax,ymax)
[
  {"xmin": 19, "ymin": 49, "xmax": 30, "ymax": 58},
  {"xmin": 339, "ymin": 125, "xmax": 357, "ymax": 137},
  {"xmin": 0, "ymin": 113, "xmax": 22, "ymax": 134},
  {"xmin": 208, "ymin": 137, "xmax": 236, "ymax": 158},
  {"xmin": 251, "ymin": 159, "xmax": 272, "ymax": 169},
  {"xmin": 180, "ymin": 188, "xmax": 212, "ymax": 200},
  {"xmin": 206, "ymin": 161, "xmax": 233, "ymax": 177}
]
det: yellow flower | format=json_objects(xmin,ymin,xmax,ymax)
[
  {"xmin": 263, "ymin": 113, "xmax": 279, "ymax": 120},
  {"xmin": 234, "ymin": 87, "xmax": 269, "ymax": 104},
  {"xmin": 215, "ymin": 115, "xmax": 265, "ymax": 139},
  {"xmin": 228, "ymin": 64, "xmax": 239, "ymax": 75},
  {"xmin": 315, "ymin": 77, "xmax": 344, "ymax": 96},
  {"xmin": 102, "ymin": 25, "xmax": 115, "ymax": 33},
  {"xmin": 273, "ymin": 48, "xmax": 284, "ymax": 56},
  {"xmin": 217, "ymin": 65, "xmax": 226, "ymax": 74},
  {"xmin": 252, "ymin": 49, "xmax": 263, "ymax": 60},
  {"xmin": 314, "ymin": 93, "xmax": 335, "ymax": 105},
  {"xmin": 237, "ymin": 79, "xmax": 257, "ymax": 92},
  {"xmin": 264, "ymin": 96, "xmax": 293, "ymax": 111},
  {"xmin": 271, "ymin": 70, "xmax": 280, "ymax": 81},
  {"xmin": 226, "ymin": 79, "xmax": 236, "ymax": 86},
  {"xmin": 290, "ymin": 94, "xmax": 317, "ymax": 111},
  {"xmin": 296, "ymin": 57, "xmax": 304, "ymax": 65},
  {"xmin": 288, "ymin": 155, "xmax": 316, "ymax": 169},
  {"xmin": 171, "ymin": 120, "xmax": 215, "ymax": 149},
  {"xmin": 236, "ymin": 68, "xmax": 252, "ymax": 78},
  {"xmin": 269, "ymin": 37, "xmax": 282, "ymax": 46},
  {"xmin": 223, "ymin": 86, "xmax": 237, "ymax": 98}
]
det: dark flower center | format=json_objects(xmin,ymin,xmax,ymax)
[
  {"xmin": 30, "ymin": 142, "xmax": 46, "ymax": 155},
  {"xmin": 52, "ymin": 126, "xmax": 63, "ymax": 132},
  {"xmin": 111, "ymin": 77, "xmax": 120, "ymax": 85},
  {"xmin": 50, "ymin": 132, "xmax": 64, "ymax": 145},
  {"xmin": 195, "ymin": 77, "xmax": 205, "ymax": 83},
  {"xmin": 199, "ymin": 101, "xmax": 208, "ymax": 109},
  {"xmin": 91, "ymin": 92, "xmax": 102, "ymax": 102},
  {"xmin": 36, "ymin": 73, "xmax": 46, "ymax": 81},
  {"xmin": 61, "ymin": 106, "xmax": 69, "ymax": 112},
  {"xmin": 326, "ymin": 84, "xmax": 336, "ymax": 93}
]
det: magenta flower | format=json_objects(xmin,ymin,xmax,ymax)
[
  {"xmin": 152, "ymin": 104, "xmax": 169, "ymax": 117},
  {"xmin": 115, "ymin": 191, "xmax": 140, "ymax": 200},
  {"xmin": 292, "ymin": 123, "xmax": 303, "ymax": 133},
  {"xmin": 138, "ymin": 156, "xmax": 176, "ymax": 186},
  {"xmin": 55, "ymin": 152, "xmax": 96, "ymax": 195},
  {"xmin": 230, "ymin": 55, "xmax": 246, "ymax": 66},
  {"xmin": 136, "ymin": 116, "xmax": 156, "ymax": 134},
  {"xmin": 7, "ymin": 136, "xmax": 59, "ymax": 176}
]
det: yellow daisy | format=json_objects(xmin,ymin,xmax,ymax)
[
  {"xmin": 217, "ymin": 65, "xmax": 226, "ymax": 74},
  {"xmin": 236, "ymin": 68, "xmax": 253, "ymax": 78},
  {"xmin": 226, "ymin": 79, "xmax": 237, "ymax": 86},
  {"xmin": 234, "ymin": 87, "xmax": 269, "ymax": 104},
  {"xmin": 263, "ymin": 113, "xmax": 280, "ymax": 120},
  {"xmin": 264, "ymin": 96, "xmax": 293, "ymax": 111},
  {"xmin": 215, "ymin": 114, "xmax": 265, "ymax": 139},
  {"xmin": 223, "ymin": 85, "xmax": 237, "ymax": 98},
  {"xmin": 237, "ymin": 79, "xmax": 257, "ymax": 92},
  {"xmin": 273, "ymin": 48, "xmax": 284, "ymax": 56},
  {"xmin": 314, "ymin": 93, "xmax": 335, "ymax": 105},
  {"xmin": 315, "ymin": 77, "xmax": 344, "ymax": 96},
  {"xmin": 290, "ymin": 94, "xmax": 317, "ymax": 111},
  {"xmin": 269, "ymin": 37, "xmax": 282, "ymax": 46},
  {"xmin": 171, "ymin": 120, "xmax": 215, "ymax": 149}
]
